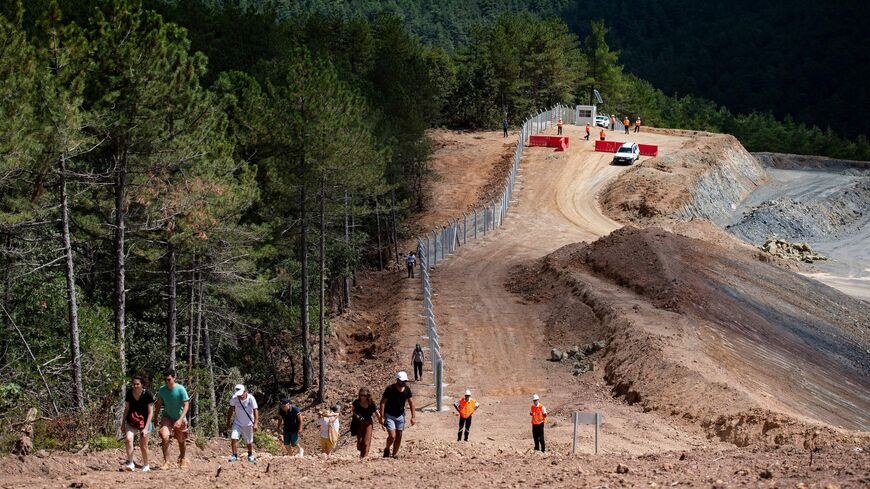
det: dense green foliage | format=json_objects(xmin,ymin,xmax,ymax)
[{"xmin": 0, "ymin": 0, "xmax": 866, "ymax": 450}]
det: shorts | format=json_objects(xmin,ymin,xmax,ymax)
[
  {"xmin": 231, "ymin": 423, "xmax": 254, "ymax": 444},
  {"xmin": 383, "ymin": 413, "xmax": 405, "ymax": 432},
  {"xmin": 124, "ymin": 422, "xmax": 153, "ymax": 435},
  {"xmin": 159, "ymin": 417, "xmax": 188, "ymax": 435},
  {"xmin": 282, "ymin": 431, "xmax": 299, "ymax": 447},
  {"xmin": 320, "ymin": 437, "xmax": 335, "ymax": 451}
]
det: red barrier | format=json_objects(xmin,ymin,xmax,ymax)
[
  {"xmin": 594, "ymin": 140, "xmax": 622, "ymax": 153},
  {"xmin": 594, "ymin": 140, "xmax": 659, "ymax": 157},
  {"xmin": 638, "ymin": 144, "xmax": 658, "ymax": 157},
  {"xmin": 529, "ymin": 135, "xmax": 569, "ymax": 151}
]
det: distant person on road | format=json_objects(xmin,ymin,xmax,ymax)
[
  {"xmin": 412, "ymin": 344, "xmax": 424, "ymax": 381},
  {"xmin": 277, "ymin": 398, "xmax": 303, "ymax": 457},
  {"xmin": 634, "ymin": 117, "xmax": 642, "ymax": 133},
  {"xmin": 623, "ymin": 116, "xmax": 630, "ymax": 134},
  {"xmin": 351, "ymin": 388, "xmax": 383, "ymax": 458},
  {"xmin": 406, "ymin": 251, "xmax": 416, "ymax": 279},
  {"xmin": 530, "ymin": 394, "xmax": 547, "ymax": 452},
  {"xmin": 503, "ymin": 119, "xmax": 509, "ymax": 138},
  {"xmin": 584, "ymin": 123, "xmax": 591, "ymax": 141},
  {"xmin": 318, "ymin": 404, "xmax": 341, "ymax": 457},
  {"xmin": 226, "ymin": 384, "xmax": 259, "ymax": 463},
  {"xmin": 557, "ymin": 117, "xmax": 563, "ymax": 135},
  {"xmin": 599, "ymin": 128, "xmax": 606, "ymax": 141},
  {"xmin": 154, "ymin": 368, "xmax": 190, "ymax": 470},
  {"xmin": 610, "ymin": 115, "xmax": 616, "ymax": 130},
  {"xmin": 122, "ymin": 375, "xmax": 154, "ymax": 472},
  {"xmin": 454, "ymin": 389, "xmax": 480, "ymax": 442},
  {"xmin": 379, "ymin": 371, "xmax": 416, "ymax": 458}
]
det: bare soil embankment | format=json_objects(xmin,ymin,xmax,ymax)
[{"xmin": 513, "ymin": 226, "xmax": 869, "ymax": 448}]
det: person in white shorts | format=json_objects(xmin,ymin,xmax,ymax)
[{"xmin": 225, "ymin": 384, "xmax": 259, "ymax": 463}]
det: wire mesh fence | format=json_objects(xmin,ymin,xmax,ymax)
[{"xmin": 416, "ymin": 104, "xmax": 573, "ymax": 410}]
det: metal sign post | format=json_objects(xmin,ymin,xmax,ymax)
[{"xmin": 572, "ymin": 412, "xmax": 602, "ymax": 455}]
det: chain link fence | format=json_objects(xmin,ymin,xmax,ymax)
[{"xmin": 416, "ymin": 104, "xmax": 573, "ymax": 410}]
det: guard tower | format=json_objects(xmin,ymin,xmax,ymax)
[{"xmin": 575, "ymin": 105, "xmax": 597, "ymax": 126}]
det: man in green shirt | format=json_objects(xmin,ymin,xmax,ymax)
[{"xmin": 153, "ymin": 368, "xmax": 190, "ymax": 469}]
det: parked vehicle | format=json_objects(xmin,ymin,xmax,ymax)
[
  {"xmin": 594, "ymin": 115, "xmax": 609, "ymax": 127},
  {"xmin": 612, "ymin": 142, "xmax": 640, "ymax": 165}
]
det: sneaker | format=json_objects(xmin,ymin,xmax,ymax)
[
  {"xmin": 247, "ymin": 454, "xmax": 256, "ymax": 463},
  {"xmin": 141, "ymin": 465, "xmax": 150, "ymax": 473},
  {"xmin": 159, "ymin": 462, "xmax": 171, "ymax": 471},
  {"xmin": 383, "ymin": 448, "xmax": 390, "ymax": 458},
  {"xmin": 297, "ymin": 447, "xmax": 304, "ymax": 458},
  {"xmin": 123, "ymin": 461, "xmax": 135, "ymax": 472},
  {"xmin": 178, "ymin": 458, "xmax": 190, "ymax": 469},
  {"xmin": 229, "ymin": 454, "xmax": 238, "ymax": 462}
]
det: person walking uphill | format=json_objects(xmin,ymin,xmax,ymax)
[
  {"xmin": 379, "ymin": 371, "xmax": 416, "ymax": 458},
  {"xmin": 318, "ymin": 404, "xmax": 341, "ymax": 456},
  {"xmin": 557, "ymin": 117, "xmax": 563, "ymax": 135},
  {"xmin": 154, "ymin": 368, "xmax": 190, "ymax": 469},
  {"xmin": 411, "ymin": 344, "xmax": 424, "ymax": 381},
  {"xmin": 277, "ymin": 398, "xmax": 303, "ymax": 457},
  {"xmin": 503, "ymin": 118, "xmax": 509, "ymax": 138},
  {"xmin": 530, "ymin": 394, "xmax": 547, "ymax": 452},
  {"xmin": 454, "ymin": 390, "xmax": 480, "ymax": 442},
  {"xmin": 406, "ymin": 251, "xmax": 416, "ymax": 279},
  {"xmin": 226, "ymin": 384, "xmax": 259, "ymax": 463},
  {"xmin": 122, "ymin": 375, "xmax": 154, "ymax": 472},
  {"xmin": 623, "ymin": 116, "xmax": 630, "ymax": 134},
  {"xmin": 351, "ymin": 388, "xmax": 383, "ymax": 458}
]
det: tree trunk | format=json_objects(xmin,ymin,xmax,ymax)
[
  {"xmin": 343, "ymin": 191, "xmax": 350, "ymax": 311},
  {"xmin": 203, "ymin": 314, "xmax": 218, "ymax": 436},
  {"xmin": 390, "ymin": 188, "xmax": 400, "ymax": 267},
  {"xmin": 317, "ymin": 174, "xmax": 327, "ymax": 404},
  {"xmin": 375, "ymin": 198, "xmax": 383, "ymax": 271},
  {"xmin": 166, "ymin": 239, "xmax": 177, "ymax": 371},
  {"xmin": 59, "ymin": 152, "xmax": 84, "ymax": 411},
  {"xmin": 113, "ymin": 152, "xmax": 127, "ymax": 384},
  {"xmin": 1, "ymin": 231, "xmax": 11, "ymax": 367},
  {"xmin": 300, "ymin": 182, "xmax": 312, "ymax": 391},
  {"xmin": 191, "ymin": 269, "xmax": 202, "ymax": 426},
  {"xmin": 186, "ymin": 253, "xmax": 195, "ymax": 377},
  {"xmin": 350, "ymin": 211, "xmax": 357, "ymax": 287}
]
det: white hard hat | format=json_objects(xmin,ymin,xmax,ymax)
[
  {"xmin": 464, "ymin": 389, "xmax": 472, "ymax": 396},
  {"xmin": 531, "ymin": 394, "xmax": 540, "ymax": 401},
  {"xmin": 233, "ymin": 384, "xmax": 245, "ymax": 398},
  {"xmin": 396, "ymin": 371, "xmax": 409, "ymax": 381}
]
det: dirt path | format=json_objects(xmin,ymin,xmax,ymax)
[{"xmin": 393, "ymin": 126, "xmax": 721, "ymax": 455}]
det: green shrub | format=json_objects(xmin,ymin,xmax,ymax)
[
  {"xmin": 88, "ymin": 435, "xmax": 122, "ymax": 450},
  {"xmin": 253, "ymin": 429, "xmax": 282, "ymax": 455}
]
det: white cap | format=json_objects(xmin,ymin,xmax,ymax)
[
  {"xmin": 396, "ymin": 371, "xmax": 409, "ymax": 382},
  {"xmin": 464, "ymin": 389, "xmax": 472, "ymax": 396},
  {"xmin": 233, "ymin": 384, "xmax": 245, "ymax": 397},
  {"xmin": 531, "ymin": 394, "xmax": 540, "ymax": 401}
]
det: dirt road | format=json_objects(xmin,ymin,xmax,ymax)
[{"xmin": 393, "ymin": 126, "xmax": 716, "ymax": 455}]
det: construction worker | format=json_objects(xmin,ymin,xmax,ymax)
[
  {"xmin": 634, "ymin": 117, "xmax": 641, "ymax": 133},
  {"xmin": 623, "ymin": 116, "xmax": 630, "ymax": 134},
  {"xmin": 530, "ymin": 394, "xmax": 547, "ymax": 452},
  {"xmin": 584, "ymin": 123, "xmax": 590, "ymax": 141},
  {"xmin": 557, "ymin": 117, "xmax": 563, "ymax": 135},
  {"xmin": 599, "ymin": 128, "xmax": 606, "ymax": 141},
  {"xmin": 453, "ymin": 390, "xmax": 480, "ymax": 442},
  {"xmin": 610, "ymin": 115, "xmax": 616, "ymax": 131}
]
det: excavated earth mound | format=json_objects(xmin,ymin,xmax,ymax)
[{"xmin": 521, "ymin": 226, "xmax": 869, "ymax": 448}]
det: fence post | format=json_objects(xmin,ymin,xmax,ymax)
[
  {"xmin": 432, "ymin": 230, "xmax": 438, "ymax": 266},
  {"xmin": 435, "ymin": 355, "xmax": 443, "ymax": 411}
]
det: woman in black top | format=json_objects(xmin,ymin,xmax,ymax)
[
  {"xmin": 122, "ymin": 375, "xmax": 154, "ymax": 471},
  {"xmin": 351, "ymin": 387, "xmax": 383, "ymax": 458}
]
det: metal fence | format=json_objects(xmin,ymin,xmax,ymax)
[{"xmin": 416, "ymin": 104, "xmax": 573, "ymax": 410}]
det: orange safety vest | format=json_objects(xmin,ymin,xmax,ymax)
[
  {"xmin": 530, "ymin": 404, "xmax": 546, "ymax": 425},
  {"xmin": 635, "ymin": 119, "xmax": 641, "ymax": 126},
  {"xmin": 585, "ymin": 125, "xmax": 590, "ymax": 133},
  {"xmin": 557, "ymin": 119, "xmax": 563, "ymax": 127},
  {"xmin": 599, "ymin": 129, "xmax": 606, "ymax": 139},
  {"xmin": 458, "ymin": 398, "xmax": 477, "ymax": 419},
  {"xmin": 623, "ymin": 117, "xmax": 629, "ymax": 126}
]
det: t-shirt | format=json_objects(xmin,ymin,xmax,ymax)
[
  {"xmin": 158, "ymin": 384, "xmax": 190, "ymax": 421},
  {"xmin": 319, "ymin": 414, "xmax": 340, "ymax": 438},
  {"xmin": 411, "ymin": 349, "xmax": 424, "ymax": 363},
  {"xmin": 406, "ymin": 255, "xmax": 416, "ymax": 266},
  {"xmin": 125, "ymin": 388, "xmax": 154, "ymax": 427},
  {"xmin": 230, "ymin": 394, "xmax": 258, "ymax": 427},
  {"xmin": 382, "ymin": 384, "xmax": 412, "ymax": 418},
  {"xmin": 279, "ymin": 405, "xmax": 301, "ymax": 433},
  {"xmin": 352, "ymin": 400, "xmax": 377, "ymax": 422}
]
